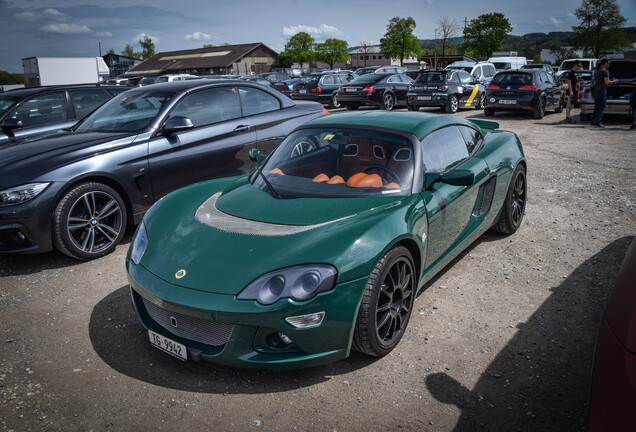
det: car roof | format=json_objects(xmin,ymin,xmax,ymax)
[
  {"xmin": 300, "ymin": 111, "xmax": 467, "ymax": 138},
  {"xmin": 1, "ymin": 83, "xmax": 122, "ymax": 97}
]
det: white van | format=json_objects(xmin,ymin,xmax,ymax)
[
  {"xmin": 446, "ymin": 61, "xmax": 497, "ymax": 83},
  {"xmin": 556, "ymin": 58, "xmax": 599, "ymax": 78},
  {"xmin": 487, "ymin": 56, "xmax": 527, "ymax": 71}
]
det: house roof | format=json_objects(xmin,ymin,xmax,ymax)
[{"xmin": 124, "ymin": 42, "xmax": 278, "ymax": 76}]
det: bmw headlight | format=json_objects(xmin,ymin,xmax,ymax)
[
  {"xmin": 0, "ymin": 183, "xmax": 49, "ymax": 207},
  {"xmin": 238, "ymin": 265, "xmax": 337, "ymax": 305},
  {"xmin": 130, "ymin": 221, "xmax": 148, "ymax": 264}
]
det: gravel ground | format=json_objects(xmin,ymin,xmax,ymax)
[{"xmin": 1, "ymin": 106, "xmax": 635, "ymax": 432}]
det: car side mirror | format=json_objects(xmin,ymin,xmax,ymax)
[
  {"xmin": 163, "ymin": 116, "xmax": 194, "ymax": 134},
  {"xmin": 1, "ymin": 118, "xmax": 23, "ymax": 130},
  {"xmin": 249, "ymin": 148, "xmax": 267, "ymax": 165},
  {"xmin": 424, "ymin": 169, "xmax": 474, "ymax": 189}
]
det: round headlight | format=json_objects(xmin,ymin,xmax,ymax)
[
  {"xmin": 258, "ymin": 275, "xmax": 285, "ymax": 304},
  {"xmin": 290, "ymin": 270, "xmax": 321, "ymax": 301}
]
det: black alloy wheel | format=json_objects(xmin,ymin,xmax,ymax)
[
  {"xmin": 476, "ymin": 93, "xmax": 486, "ymax": 109},
  {"xmin": 353, "ymin": 245, "xmax": 416, "ymax": 356},
  {"xmin": 381, "ymin": 93, "xmax": 395, "ymax": 110},
  {"xmin": 53, "ymin": 182, "xmax": 127, "ymax": 260},
  {"xmin": 492, "ymin": 164, "xmax": 526, "ymax": 234},
  {"xmin": 533, "ymin": 97, "xmax": 546, "ymax": 119},
  {"xmin": 444, "ymin": 95, "xmax": 458, "ymax": 113}
]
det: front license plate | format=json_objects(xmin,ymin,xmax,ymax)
[
  {"xmin": 417, "ymin": 96, "xmax": 432, "ymax": 100},
  {"xmin": 499, "ymin": 99, "xmax": 517, "ymax": 105},
  {"xmin": 299, "ymin": 89, "xmax": 307, "ymax": 94},
  {"xmin": 148, "ymin": 329, "xmax": 187, "ymax": 361}
]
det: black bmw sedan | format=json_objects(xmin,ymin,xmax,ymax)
[
  {"xmin": 484, "ymin": 69, "xmax": 564, "ymax": 119},
  {"xmin": 0, "ymin": 80, "xmax": 325, "ymax": 259},
  {"xmin": 336, "ymin": 73, "xmax": 413, "ymax": 110}
]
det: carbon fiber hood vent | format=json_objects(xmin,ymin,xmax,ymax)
[{"xmin": 195, "ymin": 192, "xmax": 349, "ymax": 237}]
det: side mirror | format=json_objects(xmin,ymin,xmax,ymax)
[
  {"xmin": 163, "ymin": 116, "xmax": 194, "ymax": 134},
  {"xmin": 249, "ymin": 148, "xmax": 267, "ymax": 165},
  {"xmin": 440, "ymin": 170, "xmax": 474, "ymax": 186},
  {"xmin": 1, "ymin": 118, "xmax": 23, "ymax": 130}
]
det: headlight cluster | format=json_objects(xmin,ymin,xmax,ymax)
[
  {"xmin": 130, "ymin": 221, "xmax": 148, "ymax": 264},
  {"xmin": 0, "ymin": 183, "xmax": 49, "ymax": 207},
  {"xmin": 238, "ymin": 265, "xmax": 337, "ymax": 305}
]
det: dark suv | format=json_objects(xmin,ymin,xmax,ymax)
[
  {"xmin": 406, "ymin": 69, "xmax": 486, "ymax": 113},
  {"xmin": 291, "ymin": 72, "xmax": 354, "ymax": 108},
  {"xmin": 0, "ymin": 84, "xmax": 129, "ymax": 143}
]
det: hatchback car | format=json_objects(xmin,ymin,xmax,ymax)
[
  {"xmin": 0, "ymin": 84, "xmax": 129, "ymax": 143},
  {"xmin": 0, "ymin": 80, "xmax": 326, "ymax": 259},
  {"xmin": 406, "ymin": 69, "xmax": 486, "ymax": 113},
  {"xmin": 337, "ymin": 73, "xmax": 414, "ymax": 111},
  {"xmin": 484, "ymin": 69, "xmax": 564, "ymax": 119},
  {"xmin": 579, "ymin": 59, "xmax": 636, "ymax": 122},
  {"xmin": 126, "ymin": 110, "xmax": 526, "ymax": 370},
  {"xmin": 291, "ymin": 72, "xmax": 354, "ymax": 108}
]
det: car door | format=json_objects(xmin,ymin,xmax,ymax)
[
  {"xmin": 458, "ymin": 71, "xmax": 480, "ymax": 107},
  {"xmin": 385, "ymin": 74, "xmax": 408, "ymax": 102},
  {"xmin": 541, "ymin": 72, "xmax": 562, "ymax": 108},
  {"xmin": 420, "ymin": 125, "xmax": 489, "ymax": 267},
  {"xmin": 0, "ymin": 91, "xmax": 73, "ymax": 142},
  {"xmin": 147, "ymin": 86, "xmax": 257, "ymax": 200}
]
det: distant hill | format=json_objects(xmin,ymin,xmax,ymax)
[{"xmin": 418, "ymin": 27, "xmax": 635, "ymax": 61}]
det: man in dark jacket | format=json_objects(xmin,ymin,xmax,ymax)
[{"xmin": 591, "ymin": 58, "xmax": 618, "ymax": 128}]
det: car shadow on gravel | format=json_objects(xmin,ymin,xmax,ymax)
[
  {"xmin": 88, "ymin": 285, "xmax": 379, "ymax": 394},
  {"xmin": 424, "ymin": 235, "xmax": 633, "ymax": 432}
]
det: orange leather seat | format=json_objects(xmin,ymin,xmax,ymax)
[
  {"xmin": 268, "ymin": 168, "xmax": 285, "ymax": 175},
  {"xmin": 312, "ymin": 173, "xmax": 330, "ymax": 182},
  {"xmin": 347, "ymin": 172, "xmax": 383, "ymax": 188},
  {"xmin": 327, "ymin": 175, "xmax": 345, "ymax": 184}
]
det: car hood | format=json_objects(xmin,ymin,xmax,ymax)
[
  {"xmin": 138, "ymin": 177, "xmax": 411, "ymax": 295},
  {"xmin": 0, "ymin": 131, "xmax": 134, "ymax": 188}
]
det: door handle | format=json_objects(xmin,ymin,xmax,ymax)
[{"xmin": 233, "ymin": 125, "xmax": 251, "ymax": 133}]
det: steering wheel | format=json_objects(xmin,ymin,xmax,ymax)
[
  {"xmin": 290, "ymin": 137, "xmax": 318, "ymax": 158},
  {"xmin": 363, "ymin": 165, "xmax": 400, "ymax": 183}
]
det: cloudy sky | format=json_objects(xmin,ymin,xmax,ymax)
[{"xmin": 1, "ymin": 0, "xmax": 635, "ymax": 73}]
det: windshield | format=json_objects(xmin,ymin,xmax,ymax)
[
  {"xmin": 0, "ymin": 95, "xmax": 21, "ymax": 113},
  {"xmin": 492, "ymin": 62, "xmax": 511, "ymax": 70},
  {"xmin": 297, "ymin": 75, "xmax": 320, "ymax": 85},
  {"xmin": 416, "ymin": 72, "xmax": 447, "ymax": 83},
  {"xmin": 252, "ymin": 128, "xmax": 415, "ymax": 198},
  {"xmin": 447, "ymin": 66, "xmax": 473, "ymax": 73},
  {"xmin": 350, "ymin": 74, "xmax": 385, "ymax": 85},
  {"xmin": 492, "ymin": 72, "xmax": 533, "ymax": 85},
  {"xmin": 74, "ymin": 90, "xmax": 175, "ymax": 133}
]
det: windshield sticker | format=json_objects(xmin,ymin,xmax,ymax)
[{"xmin": 323, "ymin": 134, "xmax": 335, "ymax": 141}]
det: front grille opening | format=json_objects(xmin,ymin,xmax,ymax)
[
  {"xmin": 0, "ymin": 228, "xmax": 32, "ymax": 248},
  {"xmin": 142, "ymin": 297, "xmax": 234, "ymax": 347}
]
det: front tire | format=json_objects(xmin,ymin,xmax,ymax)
[
  {"xmin": 491, "ymin": 164, "xmax": 526, "ymax": 234},
  {"xmin": 53, "ymin": 182, "xmax": 127, "ymax": 260},
  {"xmin": 353, "ymin": 245, "xmax": 416, "ymax": 356}
]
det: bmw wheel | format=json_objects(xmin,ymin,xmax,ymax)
[
  {"xmin": 53, "ymin": 182, "xmax": 127, "ymax": 260},
  {"xmin": 330, "ymin": 93, "xmax": 342, "ymax": 109},
  {"xmin": 492, "ymin": 164, "xmax": 526, "ymax": 234},
  {"xmin": 381, "ymin": 93, "xmax": 395, "ymax": 111},
  {"xmin": 353, "ymin": 245, "xmax": 415, "ymax": 356}
]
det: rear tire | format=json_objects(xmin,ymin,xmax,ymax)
[
  {"xmin": 345, "ymin": 104, "xmax": 359, "ymax": 110},
  {"xmin": 381, "ymin": 93, "xmax": 395, "ymax": 111},
  {"xmin": 491, "ymin": 164, "xmax": 526, "ymax": 234},
  {"xmin": 533, "ymin": 98, "xmax": 546, "ymax": 119},
  {"xmin": 476, "ymin": 93, "xmax": 486, "ymax": 109},
  {"xmin": 407, "ymin": 104, "xmax": 419, "ymax": 111},
  {"xmin": 443, "ymin": 95, "xmax": 458, "ymax": 113},
  {"xmin": 330, "ymin": 93, "xmax": 341, "ymax": 109},
  {"xmin": 53, "ymin": 182, "xmax": 127, "ymax": 260},
  {"xmin": 353, "ymin": 245, "xmax": 415, "ymax": 356},
  {"xmin": 554, "ymin": 99, "xmax": 564, "ymax": 113}
]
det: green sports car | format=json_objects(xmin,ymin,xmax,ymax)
[{"xmin": 126, "ymin": 111, "xmax": 526, "ymax": 370}]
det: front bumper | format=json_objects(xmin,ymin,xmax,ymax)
[
  {"xmin": 127, "ymin": 259, "xmax": 368, "ymax": 370},
  {"xmin": 0, "ymin": 181, "xmax": 65, "ymax": 253}
]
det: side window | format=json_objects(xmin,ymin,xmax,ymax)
[
  {"xmin": 387, "ymin": 75, "xmax": 400, "ymax": 83},
  {"xmin": 459, "ymin": 72, "xmax": 473, "ymax": 84},
  {"xmin": 450, "ymin": 73, "xmax": 460, "ymax": 84},
  {"xmin": 321, "ymin": 75, "xmax": 336, "ymax": 85},
  {"xmin": 472, "ymin": 67, "xmax": 482, "ymax": 79},
  {"xmin": 458, "ymin": 125, "xmax": 483, "ymax": 155},
  {"xmin": 238, "ymin": 86, "xmax": 281, "ymax": 116},
  {"xmin": 168, "ymin": 87, "xmax": 241, "ymax": 127},
  {"xmin": 421, "ymin": 127, "xmax": 469, "ymax": 173},
  {"xmin": 69, "ymin": 89, "xmax": 111, "ymax": 119},
  {"xmin": 8, "ymin": 92, "xmax": 68, "ymax": 128}
]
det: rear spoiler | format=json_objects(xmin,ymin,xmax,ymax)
[{"xmin": 469, "ymin": 119, "xmax": 499, "ymax": 130}]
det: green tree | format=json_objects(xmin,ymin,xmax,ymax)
[
  {"xmin": 203, "ymin": 44, "xmax": 216, "ymax": 48},
  {"xmin": 572, "ymin": 0, "xmax": 630, "ymax": 57},
  {"xmin": 281, "ymin": 32, "xmax": 315, "ymax": 68},
  {"xmin": 533, "ymin": 53, "xmax": 543, "ymax": 64},
  {"xmin": 380, "ymin": 17, "xmax": 422, "ymax": 66},
  {"xmin": 463, "ymin": 13, "xmax": 513, "ymax": 59},
  {"xmin": 315, "ymin": 38, "xmax": 349, "ymax": 69},
  {"xmin": 0, "ymin": 70, "xmax": 25, "ymax": 85},
  {"xmin": 121, "ymin": 44, "xmax": 140, "ymax": 59},
  {"xmin": 107, "ymin": 48, "xmax": 115, "ymax": 55},
  {"xmin": 139, "ymin": 35, "xmax": 156, "ymax": 59}
]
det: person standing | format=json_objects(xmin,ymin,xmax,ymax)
[
  {"xmin": 591, "ymin": 58, "xmax": 618, "ymax": 128},
  {"xmin": 564, "ymin": 61, "xmax": 583, "ymax": 124}
]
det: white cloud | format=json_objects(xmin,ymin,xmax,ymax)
[
  {"xmin": 95, "ymin": 31, "xmax": 113, "ymax": 38},
  {"xmin": 548, "ymin": 16, "xmax": 562, "ymax": 26},
  {"xmin": 184, "ymin": 31, "xmax": 212, "ymax": 41},
  {"xmin": 15, "ymin": 8, "xmax": 69, "ymax": 23},
  {"xmin": 42, "ymin": 8, "xmax": 69, "ymax": 22},
  {"xmin": 132, "ymin": 33, "xmax": 159, "ymax": 44},
  {"xmin": 282, "ymin": 24, "xmax": 344, "ymax": 39},
  {"xmin": 14, "ymin": 11, "xmax": 38, "ymax": 22},
  {"xmin": 40, "ymin": 23, "xmax": 91, "ymax": 34}
]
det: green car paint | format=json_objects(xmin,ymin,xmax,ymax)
[{"xmin": 126, "ymin": 111, "xmax": 525, "ymax": 370}]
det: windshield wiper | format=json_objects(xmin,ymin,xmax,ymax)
[{"xmin": 253, "ymin": 164, "xmax": 282, "ymax": 199}]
